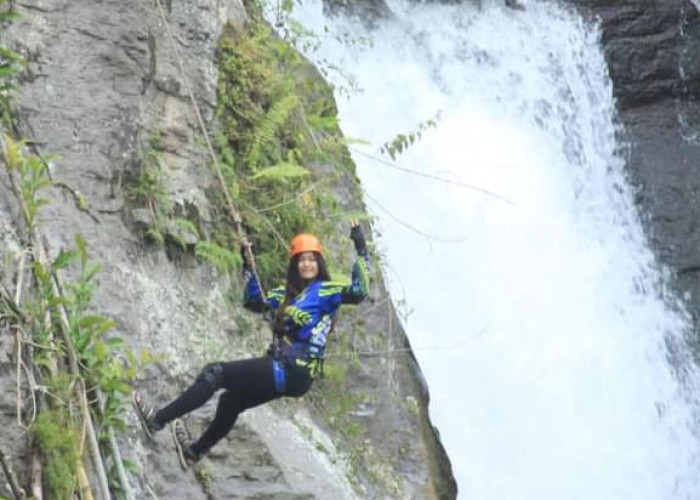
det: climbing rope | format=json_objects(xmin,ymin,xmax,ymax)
[
  {"xmin": 362, "ymin": 189, "xmax": 470, "ymax": 243},
  {"xmin": 149, "ymin": 0, "xmax": 513, "ymax": 251},
  {"xmin": 141, "ymin": 2, "xmax": 493, "ymax": 362},
  {"xmin": 349, "ymin": 146, "xmax": 515, "ymax": 206},
  {"xmin": 149, "ymin": 0, "xmax": 264, "ymax": 283}
]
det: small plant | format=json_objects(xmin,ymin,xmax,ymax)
[
  {"xmin": 125, "ymin": 135, "xmax": 172, "ymax": 246},
  {"xmin": 380, "ymin": 112, "xmax": 442, "ymax": 160},
  {"xmin": 32, "ymin": 375, "xmax": 80, "ymax": 500},
  {"xmin": 56, "ymin": 234, "xmax": 143, "ymax": 433},
  {"xmin": 4, "ymin": 137, "xmax": 150, "ymax": 497},
  {"xmin": 195, "ymin": 240, "xmax": 241, "ymax": 273},
  {"xmin": 0, "ymin": 0, "xmax": 24, "ymax": 126},
  {"xmin": 195, "ymin": 466, "xmax": 212, "ymax": 488},
  {"xmin": 3, "ymin": 135, "xmax": 53, "ymax": 230},
  {"xmin": 33, "ymin": 409, "xmax": 80, "ymax": 498}
]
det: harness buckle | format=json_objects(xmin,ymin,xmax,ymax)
[{"xmin": 271, "ymin": 358, "xmax": 286, "ymax": 393}]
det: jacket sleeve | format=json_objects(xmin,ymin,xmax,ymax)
[
  {"xmin": 319, "ymin": 252, "xmax": 371, "ymax": 307},
  {"xmin": 243, "ymin": 269, "xmax": 284, "ymax": 313}
]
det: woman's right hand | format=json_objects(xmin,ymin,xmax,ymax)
[{"xmin": 240, "ymin": 238, "xmax": 253, "ymax": 269}]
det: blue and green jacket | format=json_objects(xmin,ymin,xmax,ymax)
[{"xmin": 243, "ymin": 252, "xmax": 371, "ymax": 366}]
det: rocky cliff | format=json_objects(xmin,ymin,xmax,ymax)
[
  {"xmin": 2, "ymin": 0, "xmax": 697, "ymax": 498},
  {"xmin": 568, "ymin": 0, "xmax": 700, "ymax": 333},
  {"xmin": 0, "ymin": 0, "xmax": 454, "ymax": 499}
]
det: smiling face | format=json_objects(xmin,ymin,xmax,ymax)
[{"xmin": 297, "ymin": 251, "xmax": 319, "ymax": 281}]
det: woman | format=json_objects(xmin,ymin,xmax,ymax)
[{"xmin": 132, "ymin": 222, "xmax": 370, "ymax": 467}]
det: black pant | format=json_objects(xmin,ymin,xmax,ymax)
[{"xmin": 155, "ymin": 355, "xmax": 312, "ymax": 456}]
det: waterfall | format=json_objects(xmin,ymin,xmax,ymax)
[{"xmin": 279, "ymin": 1, "xmax": 700, "ymax": 498}]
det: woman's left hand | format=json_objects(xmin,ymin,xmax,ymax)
[{"xmin": 350, "ymin": 219, "xmax": 366, "ymax": 254}]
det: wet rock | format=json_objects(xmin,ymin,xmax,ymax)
[
  {"xmin": 567, "ymin": 0, "xmax": 700, "ymax": 109},
  {"xmin": 505, "ymin": 0, "xmax": 525, "ymax": 11},
  {"xmin": 323, "ymin": 0, "xmax": 393, "ymax": 25},
  {"xmin": 563, "ymin": 0, "xmax": 700, "ymax": 324}
]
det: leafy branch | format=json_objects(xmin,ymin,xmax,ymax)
[
  {"xmin": 3, "ymin": 135, "xmax": 140, "ymax": 499},
  {"xmin": 379, "ymin": 112, "xmax": 442, "ymax": 160}
]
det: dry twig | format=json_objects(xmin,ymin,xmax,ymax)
[{"xmin": 0, "ymin": 447, "xmax": 26, "ymax": 500}]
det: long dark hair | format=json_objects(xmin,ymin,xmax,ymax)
[{"xmin": 274, "ymin": 251, "xmax": 330, "ymax": 333}]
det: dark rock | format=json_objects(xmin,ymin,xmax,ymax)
[
  {"xmin": 505, "ymin": 0, "xmax": 525, "ymax": 10},
  {"xmin": 563, "ymin": 0, "xmax": 700, "ymax": 327},
  {"xmin": 566, "ymin": 0, "xmax": 696, "ymax": 109},
  {"xmin": 323, "ymin": 0, "xmax": 393, "ymax": 26}
]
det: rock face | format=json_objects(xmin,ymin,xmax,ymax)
[
  {"xmin": 4, "ymin": 0, "xmax": 696, "ymax": 497},
  {"xmin": 571, "ymin": 0, "xmax": 699, "ymax": 109},
  {"xmin": 567, "ymin": 0, "xmax": 700, "ymax": 324},
  {"xmin": 0, "ymin": 0, "xmax": 454, "ymax": 499}
]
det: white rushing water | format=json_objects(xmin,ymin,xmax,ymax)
[{"xmin": 278, "ymin": 0, "xmax": 700, "ymax": 498}]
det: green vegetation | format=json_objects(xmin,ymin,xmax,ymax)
[
  {"xmin": 124, "ymin": 132, "xmax": 205, "ymax": 253},
  {"xmin": 210, "ymin": 9, "xmax": 357, "ymax": 285},
  {"xmin": 207, "ymin": 5, "xmax": 401, "ymax": 492},
  {"xmin": 0, "ymin": 0, "xmax": 402, "ymax": 495},
  {"xmin": 125, "ymin": 132, "xmax": 173, "ymax": 246},
  {"xmin": 194, "ymin": 239, "xmax": 240, "ymax": 274},
  {"xmin": 380, "ymin": 112, "xmax": 442, "ymax": 160},
  {"xmin": 3, "ymin": 136, "xmax": 149, "ymax": 497},
  {"xmin": 0, "ymin": 0, "xmax": 24, "ymax": 128},
  {"xmin": 31, "ymin": 377, "xmax": 80, "ymax": 499},
  {"xmin": 59, "ymin": 234, "xmax": 147, "ymax": 433},
  {"xmin": 201, "ymin": 7, "xmax": 401, "ymax": 492}
]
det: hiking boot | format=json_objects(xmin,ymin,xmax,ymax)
[
  {"xmin": 172, "ymin": 419, "xmax": 201, "ymax": 469},
  {"xmin": 131, "ymin": 391, "xmax": 164, "ymax": 441}
]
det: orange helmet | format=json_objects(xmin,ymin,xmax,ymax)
[{"xmin": 289, "ymin": 233, "xmax": 322, "ymax": 257}]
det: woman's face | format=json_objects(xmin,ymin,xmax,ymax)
[{"xmin": 297, "ymin": 252, "xmax": 319, "ymax": 281}]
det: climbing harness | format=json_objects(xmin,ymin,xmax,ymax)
[
  {"xmin": 269, "ymin": 313, "xmax": 333, "ymax": 382},
  {"xmin": 272, "ymin": 335, "xmax": 326, "ymax": 380}
]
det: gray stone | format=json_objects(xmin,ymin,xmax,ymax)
[
  {"xmin": 564, "ymin": 0, "xmax": 700, "ymax": 108},
  {"xmin": 130, "ymin": 207, "xmax": 153, "ymax": 228},
  {"xmin": 0, "ymin": 0, "xmax": 455, "ymax": 498}
]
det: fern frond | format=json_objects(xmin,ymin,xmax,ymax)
[
  {"xmin": 318, "ymin": 135, "xmax": 370, "ymax": 149},
  {"xmin": 170, "ymin": 218, "xmax": 200, "ymax": 249},
  {"xmin": 306, "ymin": 113, "xmax": 338, "ymax": 132},
  {"xmin": 250, "ymin": 162, "xmax": 310, "ymax": 184},
  {"xmin": 173, "ymin": 217, "xmax": 199, "ymax": 235},
  {"xmin": 247, "ymin": 93, "xmax": 301, "ymax": 169},
  {"xmin": 195, "ymin": 240, "xmax": 241, "ymax": 273},
  {"xmin": 146, "ymin": 228, "xmax": 165, "ymax": 247}
]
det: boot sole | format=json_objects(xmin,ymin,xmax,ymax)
[
  {"xmin": 171, "ymin": 420, "xmax": 192, "ymax": 471},
  {"xmin": 131, "ymin": 391, "xmax": 157, "ymax": 444}
]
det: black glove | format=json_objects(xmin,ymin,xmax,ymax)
[{"xmin": 350, "ymin": 224, "xmax": 367, "ymax": 255}]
